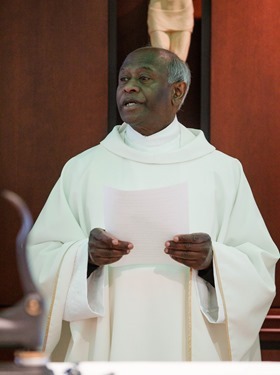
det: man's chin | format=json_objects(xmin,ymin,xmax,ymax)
[
  {"xmin": 120, "ymin": 113, "xmax": 142, "ymax": 127},
  {"xmin": 129, "ymin": 123, "xmax": 155, "ymax": 136}
]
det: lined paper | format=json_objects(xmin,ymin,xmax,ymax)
[{"xmin": 103, "ymin": 183, "xmax": 189, "ymax": 267}]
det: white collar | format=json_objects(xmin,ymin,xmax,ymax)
[{"xmin": 124, "ymin": 117, "xmax": 181, "ymax": 153}]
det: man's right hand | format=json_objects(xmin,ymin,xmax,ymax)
[{"xmin": 88, "ymin": 228, "xmax": 133, "ymax": 266}]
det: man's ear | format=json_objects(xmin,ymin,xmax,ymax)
[{"xmin": 171, "ymin": 82, "xmax": 187, "ymax": 107}]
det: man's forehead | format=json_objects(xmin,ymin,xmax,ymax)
[
  {"xmin": 120, "ymin": 49, "xmax": 168, "ymax": 71},
  {"xmin": 119, "ymin": 64, "xmax": 155, "ymax": 73}
]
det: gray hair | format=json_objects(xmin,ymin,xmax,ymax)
[{"xmin": 166, "ymin": 54, "xmax": 191, "ymax": 107}]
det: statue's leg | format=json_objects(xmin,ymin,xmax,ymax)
[
  {"xmin": 149, "ymin": 30, "xmax": 170, "ymax": 50},
  {"xmin": 169, "ymin": 31, "xmax": 191, "ymax": 61}
]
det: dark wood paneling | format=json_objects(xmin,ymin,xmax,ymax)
[
  {"xmin": 210, "ymin": 0, "xmax": 280, "ymax": 256},
  {"xmin": 261, "ymin": 350, "xmax": 280, "ymax": 362},
  {"xmin": 260, "ymin": 307, "xmax": 280, "ymax": 360},
  {"xmin": 211, "ymin": 0, "xmax": 280, "ymax": 304},
  {"xmin": 0, "ymin": 0, "xmax": 108, "ymax": 306},
  {"xmin": 210, "ymin": 0, "xmax": 280, "ymax": 360}
]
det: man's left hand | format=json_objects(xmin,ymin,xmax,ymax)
[{"xmin": 164, "ymin": 232, "xmax": 213, "ymax": 270}]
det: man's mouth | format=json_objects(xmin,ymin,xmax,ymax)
[
  {"xmin": 123, "ymin": 98, "xmax": 143, "ymax": 107},
  {"xmin": 125, "ymin": 102, "xmax": 138, "ymax": 107}
]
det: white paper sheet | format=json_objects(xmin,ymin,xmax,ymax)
[{"xmin": 103, "ymin": 183, "xmax": 189, "ymax": 267}]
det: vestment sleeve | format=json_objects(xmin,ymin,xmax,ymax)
[
  {"xmin": 27, "ymin": 168, "xmax": 104, "ymax": 353},
  {"xmin": 210, "ymin": 162, "xmax": 279, "ymax": 359}
]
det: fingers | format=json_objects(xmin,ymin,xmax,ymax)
[
  {"xmin": 165, "ymin": 232, "xmax": 213, "ymax": 270},
  {"xmin": 172, "ymin": 232, "xmax": 211, "ymax": 244},
  {"xmin": 89, "ymin": 228, "xmax": 133, "ymax": 250},
  {"xmin": 88, "ymin": 228, "xmax": 133, "ymax": 266},
  {"xmin": 165, "ymin": 241, "xmax": 211, "ymax": 253}
]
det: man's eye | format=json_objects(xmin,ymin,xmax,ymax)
[
  {"xmin": 139, "ymin": 76, "xmax": 150, "ymax": 82},
  {"xmin": 119, "ymin": 77, "xmax": 129, "ymax": 82}
]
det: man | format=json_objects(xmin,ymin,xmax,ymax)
[{"xmin": 28, "ymin": 47, "xmax": 279, "ymax": 361}]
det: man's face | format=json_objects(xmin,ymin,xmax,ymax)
[{"xmin": 116, "ymin": 49, "xmax": 177, "ymax": 136}]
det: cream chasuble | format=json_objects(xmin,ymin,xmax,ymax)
[{"xmin": 27, "ymin": 118, "xmax": 279, "ymax": 362}]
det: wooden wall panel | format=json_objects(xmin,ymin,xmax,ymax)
[
  {"xmin": 210, "ymin": 0, "xmax": 280, "ymax": 360},
  {"xmin": 0, "ymin": 0, "xmax": 108, "ymax": 306}
]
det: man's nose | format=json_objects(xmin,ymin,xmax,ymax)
[{"xmin": 123, "ymin": 79, "xmax": 140, "ymax": 93}]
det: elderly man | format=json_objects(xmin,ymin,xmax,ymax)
[{"xmin": 28, "ymin": 47, "xmax": 279, "ymax": 362}]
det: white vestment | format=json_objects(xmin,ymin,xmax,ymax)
[{"xmin": 27, "ymin": 119, "xmax": 279, "ymax": 362}]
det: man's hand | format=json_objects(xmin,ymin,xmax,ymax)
[
  {"xmin": 164, "ymin": 232, "xmax": 213, "ymax": 270},
  {"xmin": 88, "ymin": 228, "xmax": 133, "ymax": 266}
]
